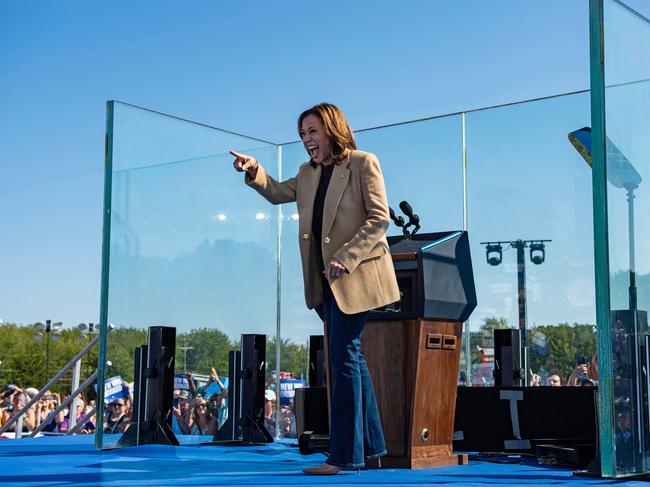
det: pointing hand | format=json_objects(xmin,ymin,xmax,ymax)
[{"xmin": 230, "ymin": 150, "xmax": 259, "ymax": 177}]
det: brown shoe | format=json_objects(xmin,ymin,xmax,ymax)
[{"xmin": 303, "ymin": 463, "xmax": 342, "ymax": 475}]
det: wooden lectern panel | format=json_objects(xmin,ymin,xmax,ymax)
[{"xmin": 362, "ymin": 319, "xmax": 466, "ymax": 469}]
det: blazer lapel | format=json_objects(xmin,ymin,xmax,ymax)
[
  {"xmin": 322, "ymin": 156, "xmax": 351, "ymax": 239},
  {"xmin": 299, "ymin": 163, "xmax": 321, "ymax": 236}
]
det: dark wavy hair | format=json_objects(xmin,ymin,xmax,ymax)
[{"xmin": 298, "ymin": 103, "xmax": 357, "ymax": 167}]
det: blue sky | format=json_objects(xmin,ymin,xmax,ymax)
[{"xmin": 1, "ymin": 0, "xmax": 649, "ymax": 330}]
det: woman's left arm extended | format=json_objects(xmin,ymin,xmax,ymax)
[{"xmin": 332, "ymin": 153, "xmax": 390, "ymax": 274}]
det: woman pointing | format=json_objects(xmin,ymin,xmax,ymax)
[{"xmin": 232, "ymin": 103, "xmax": 399, "ymax": 475}]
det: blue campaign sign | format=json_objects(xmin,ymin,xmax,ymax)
[
  {"xmin": 204, "ymin": 377, "xmax": 229, "ymax": 398},
  {"xmin": 174, "ymin": 374, "xmax": 190, "ymax": 391},
  {"xmin": 104, "ymin": 376, "xmax": 129, "ymax": 404},
  {"xmin": 279, "ymin": 379, "xmax": 304, "ymax": 406}
]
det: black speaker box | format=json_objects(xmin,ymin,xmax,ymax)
[
  {"xmin": 308, "ymin": 335, "xmax": 326, "ymax": 388},
  {"xmin": 494, "ymin": 329, "xmax": 523, "ymax": 387},
  {"xmin": 294, "ymin": 386, "xmax": 329, "ymax": 437},
  {"xmin": 453, "ymin": 386, "xmax": 597, "ymax": 455}
]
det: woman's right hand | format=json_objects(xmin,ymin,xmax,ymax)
[{"xmin": 230, "ymin": 150, "xmax": 258, "ymax": 177}]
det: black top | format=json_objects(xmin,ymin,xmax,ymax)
[{"xmin": 312, "ymin": 163, "xmax": 335, "ymax": 277}]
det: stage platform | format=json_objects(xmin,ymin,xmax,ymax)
[{"xmin": 0, "ymin": 435, "xmax": 646, "ymax": 486}]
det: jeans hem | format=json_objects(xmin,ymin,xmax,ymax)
[
  {"xmin": 365, "ymin": 450, "xmax": 387, "ymax": 460},
  {"xmin": 326, "ymin": 458, "xmax": 365, "ymax": 469}
]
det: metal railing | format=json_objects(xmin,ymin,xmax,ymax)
[{"xmin": 0, "ymin": 325, "xmax": 112, "ymax": 437}]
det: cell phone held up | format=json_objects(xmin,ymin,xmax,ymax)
[{"xmin": 576, "ymin": 355, "xmax": 589, "ymax": 367}]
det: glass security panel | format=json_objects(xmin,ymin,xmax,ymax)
[
  {"xmin": 279, "ymin": 116, "xmax": 465, "ymax": 379},
  {"xmin": 466, "ymin": 92, "xmax": 593, "ymax": 387},
  {"xmin": 599, "ymin": 0, "xmax": 650, "ymax": 476},
  {"xmin": 98, "ymin": 101, "xmax": 279, "ymax": 448}
]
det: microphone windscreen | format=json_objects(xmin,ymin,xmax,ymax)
[{"xmin": 399, "ymin": 200, "xmax": 413, "ymax": 217}]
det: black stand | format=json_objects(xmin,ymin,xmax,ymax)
[
  {"xmin": 208, "ymin": 335, "xmax": 273, "ymax": 446},
  {"xmin": 118, "ymin": 328, "xmax": 180, "ymax": 447},
  {"xmin": 239, "ymin": 349, "xmax": 273, "ymax": 444}
]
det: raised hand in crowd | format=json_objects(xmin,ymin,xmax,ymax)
[
  {"xmin": 567, "ymin": 357, "xmax": 597, "ymax": 386},
  {"xmin": 209, "ymin": 367, "xmax": 225, "ymax": 391},
  {"xmin": 184, "ymin": 371, "xmax": 197, "ymax": 396},
  {"xmin": 529, "ymin": 369, "xmax": 541, "ymax": 387}
]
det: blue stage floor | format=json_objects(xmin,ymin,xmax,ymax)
[{"xmin": 0, "ymin": 435, "xmax": 646, "ymax": 486}]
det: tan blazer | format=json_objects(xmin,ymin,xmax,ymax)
[{"xmin": 245, "ymin": 149, "xmax": 400, "ymax": 314}]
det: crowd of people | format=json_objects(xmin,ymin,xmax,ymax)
[
  {"xmin": 466, "ymin": 350, "xmax": 599, "ymax": 387},
  {"xmin": 0, "ymin": 384, "xmax": 96, "ymax": 435},
  {"xmin": 168, "ymin": 368, "xmax": 229, "ymax": 436},
  {"xmin": 0, "ymin": 365, "xmax": 301, "ymax": 439},
  {"xmin": 3, "ymin": 352, "xmax": 599, "ymax": 440},
  {"xmin": 263, "ymin": 374, "xmax": 298, "ymax": 438}
]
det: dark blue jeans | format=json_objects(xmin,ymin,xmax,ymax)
[{"xmin": 315, "ymin": 283, "xmax": 387, "ymax": 468}]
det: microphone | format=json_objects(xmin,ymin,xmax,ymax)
[
  {"xmin": 399, "ymin": 200, "xmax": 413, "ymax": 218},
  {"xmin": 399, "ymin": 200, "xmax": 421, "ymax": 236},
  {"xmin": 399, "ymin": 200, "xmax": 420, "ymax": 225},
  {"xmin": 389, "ymin": 207, "xmax": 405, "ymax": 227}
]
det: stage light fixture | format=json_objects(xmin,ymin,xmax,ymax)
[
  {"xmin": 530, "ymin": 242, "xmax": 546, "ymax": 265},
  {"xmin": 486, "ymin": 243, "xmax": 503, "ymax": 266}
]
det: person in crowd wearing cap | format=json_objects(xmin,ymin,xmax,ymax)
[
  {"xmin": 24, "ymin": 387, "xmax": 39, "ymax": 400},
  {"xmin": 172, "ymin": 390, "xmax": 194, "ymax": 435},
  {"xmin": 0, "ymin": 385, "xmax": 20, "ymax": 427},
  {"xmin": 233, "ymin": 103, "xmax": 398, "ymax": 474},
  {"xmin": 263, "ymin": 389, "xmax": 276, "ymax": 436}
]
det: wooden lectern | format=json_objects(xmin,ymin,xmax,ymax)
[
  {"xmin": 362, "ymin": 319, "xmax": 466, "ymax": 468},
  {"xmin": 363, "ymin": 231, "xmax": 477, "ymax": 469}
]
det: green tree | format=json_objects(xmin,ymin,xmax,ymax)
[
  {"xmin": 480, "ymin": 316, "xmax": 511, "ymax": 334},
  {"xmin": 266, "ymin": 336, "xmax": 309, "ymax": 382},
  {"xmin": 105, "ymin": 327, "xmax": 148, "ymax": 382},
  {"xmin": 469, "ymin": 316, "xmax": 512, "ymax": 365},
  {"xmin": 528, "ymin": 323, "xmax": 596, "ymax": 382},
  {"xmin": 177, "ymin": 327, "xmax": 233, "ymax": 376}
]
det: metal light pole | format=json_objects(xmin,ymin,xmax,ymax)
[
  {"xmin": 78, "ymin": 323, "xmax": 99, "ymax": 379},
  {"xmin": 178, "ymin": 346, "xmax": 194, "ymax": 371},
  {"xmin": 33, "ymin": 320, "xmax": 63, "ymax": 386},
  {"xmin": 481, "ymin": 239, "xmax": 551, "ymax": 386}
]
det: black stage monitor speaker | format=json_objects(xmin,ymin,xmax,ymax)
[
  {"xmin": 369, "ymin": 231, "xmax": 477, "ymax": 322},
  {"xmin": 494, "ymin": 329, "xmax": 524, "ymax": 387},
  {"xmin": 453, "ymin": 386, "xmax": 597, "ymax": 459},
  {"xmin": 294, "ymin": 386, "xmax": 329, "ymax": 437},
  {"xmin": 309, "ymin": 335, "xmax": 326, "ymax": 388},
  {"xmin": 119, "ymin": 326, "xmax": 179, "ymax": 447}
]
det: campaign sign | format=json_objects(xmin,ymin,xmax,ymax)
[
  {"xmin": 279, "ymin": 379, "xmax": 304, "ymax": 406},
  {"xmin": 531, "ymin": 330, "xmax": 548, "ymax": 357},
  {"xmin": 104, "ymin": 376, "xmax": 129, "ymax": 404},
  {"xmin": 174, "ymin": 374, "xmax": 190, "ymax": 391},
  {"xmin": 205, "ymin": 377, "xmax": 229, "ymax": 397}
]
